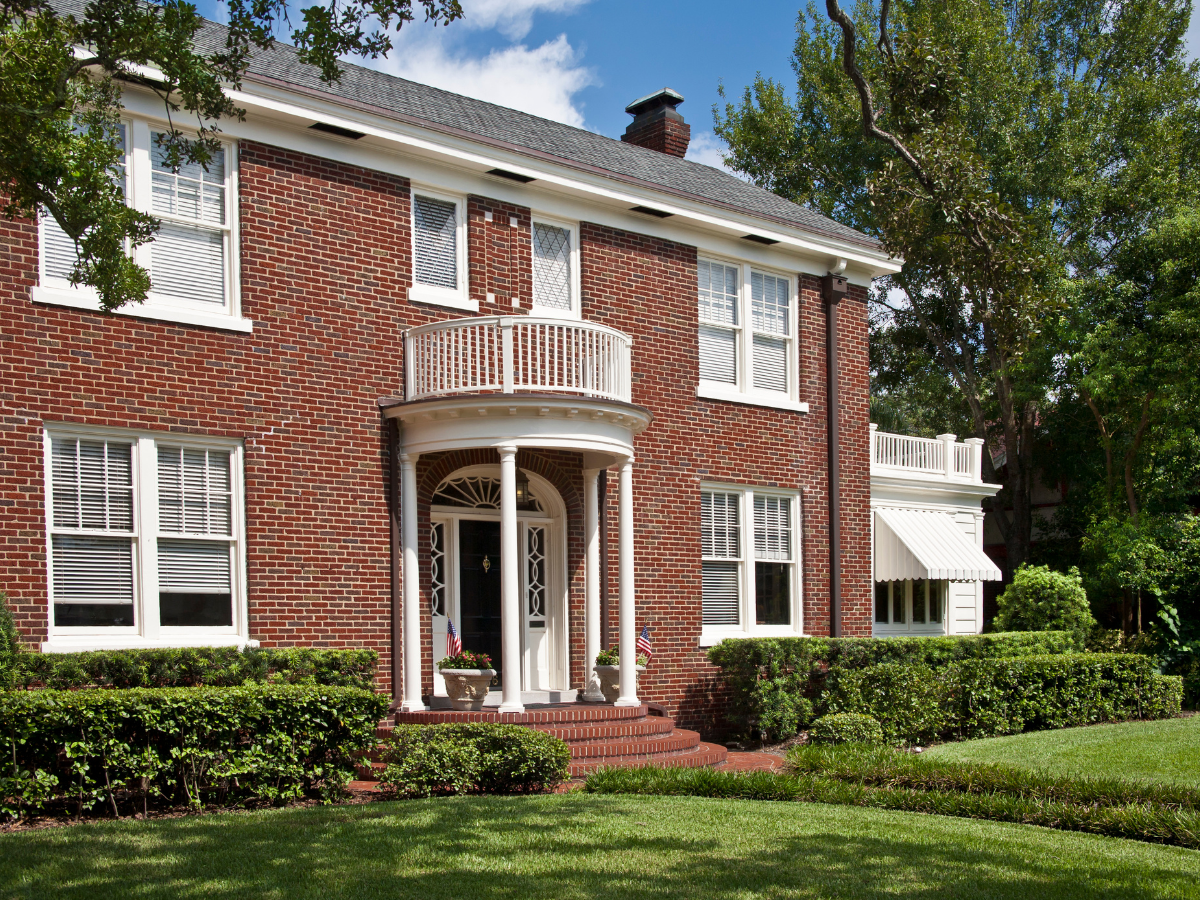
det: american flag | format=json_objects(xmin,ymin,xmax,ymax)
[
  {"xmin": 636, "ymin": 625, "xmax": 653, "ymax": 662},
  {"xmin": 446, "ymin": 619, "xmax": 462, "ymax": 657}
]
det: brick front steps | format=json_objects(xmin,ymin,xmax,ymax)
[{"xmin": 371, "ymin": 702, "xmax": 730, "ymax": 780}]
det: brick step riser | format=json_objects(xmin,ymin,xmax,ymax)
[
  {"xmin": 569, "ymin": 743, "xmax": 728, "ymax": 777},
  {"xmin": 394, "ymin": 704, "xmax": 650, "ymax": 726},
  {"xmin": 528, "ymin": 721, "xmax": 676, "ymax": 741},
  {"xmin": 568, "ymin": 730, "xmax": 702, "ymax": 759}
]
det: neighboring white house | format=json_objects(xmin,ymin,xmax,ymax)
[{"xmin": 869, "ymin": 425, "xmax": 1003, "ymax": 636}]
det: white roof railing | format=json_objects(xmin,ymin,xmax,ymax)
[
  {"xmin": 869, "ymin": 424, "xmax": 985, "ymax": 484},
  {"xmin": 405, "ymin": 316, "xmax": 633, "ymax": 404}
]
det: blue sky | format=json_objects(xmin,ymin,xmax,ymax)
[{"xmin": 195, "ymin": 0, "xmax": 1200, "ymax": 171}]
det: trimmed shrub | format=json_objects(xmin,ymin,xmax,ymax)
[
  {"xmin": 11, "ymin": 646, "xmax": 377, "ymax": 691},
  {"xmin": 379, "ymin": 724, "xmax": 571, "ymax": 798},
  {"xmin": 994, "ymin": 565, "xmax": 1095, "ymax": 637},
  {"xmin": 809, "ymin": 713, "xmax": 884, "ymax": 745},
  {"xmin": 0, "ymin": 684, "xmax": 388, "ymax": 820},
  {"xmin": 707, "ymin": 631, "xmax": 1080, "ymax": 741},
  {"xmin": 0, "ymin": 593, "xmax": 19, "ymax": 690},
  {"xmin": 824, "ymin": 664, "xmax": 950, "ymax": 745}
]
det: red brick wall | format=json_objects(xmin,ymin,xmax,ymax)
[{"xmin": 0, "ymin": 138, "xmax": 873, "ymax": 731}]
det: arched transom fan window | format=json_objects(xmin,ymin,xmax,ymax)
[{"xmin": 431, "ymin": 475, "xmax": 544, "ymax": 513}]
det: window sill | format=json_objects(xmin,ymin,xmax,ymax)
[
  {"xmin": 696, "ymin": 383, "xmax": 809, "ymax": 413},
  {"xmin": 31, "ymin": 286, "xmax": 254, "ymax": 333},
  {"xmin": 870, "ymin": 626, "xmax": 948, "ymax": 637},
  {"xmin": 408, "ymin": 285, "xmax": 478, "ymax": 313},
  {"xmin": 699, "ymin": 628, "xmax": 803, "ymax": 648},
  {"xmin": 42, "ymin": 635, "xmax": 259, "ymax": 653}
]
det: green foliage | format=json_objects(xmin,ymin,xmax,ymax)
[
  {"xmin": 11, "ymin": 646, "xmax": 377, "ymax": 691},
  {"xmin": 437, "ymin": 650, "xmax": 492, "ymax": 671},
  {"xmin": 584, "ymin": 752, "xmax": 1200, "ymax": 850},
  {"xmin": 0, "ymin": 683, "xmax": 388, "ymax": 820},
  {"xmin": 594, "ymin": 648, "xmax": 647, "ymax": 666},
  {"xmin": 707, "ymin": 631, "xmax": 1080, "ymax": 741},
  {"xmin": 994, "ymin": 565, "xmax": 1095, "ymax": 637},
  {"xmin": 0, "ymin": 593, "xmax": 20, "ymax": 690},
  {"xmin": 0, "ymin": 0, "xmax": 462, "ymax": 311},
  {"xmin": 809, "ymin": 713, "xmax": 883, "ymax": 746},
  {"xmin": 379, "ymin": 724, "xmax": 570, "ymax": 798},
  {"xmin": 824, "ymin": 663, "xmax": 949, "ymax": 745}
]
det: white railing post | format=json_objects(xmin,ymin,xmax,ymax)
[
  {"xmin": 965, "ymin": 437, "xmax": 985, "ymax": 483},
  {"xmin": 937, "ymin": 434, "xmax": 956, "ymax": 479},
  {"xmin": 869, "ymin": 423, "xmax": 878, "ymax": 465},
  {"xmin": 499, "ymin": 317, "xmax": 514, "ymax": 394}
]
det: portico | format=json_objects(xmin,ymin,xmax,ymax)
[{"xmin": 381, "ymin": 316, "xmax": 650, "ymax": 714}]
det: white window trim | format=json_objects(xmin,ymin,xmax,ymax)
[
  {"xmin": 41, "ymin": 423, "xmax": 250, "ymax": 652},
  {"xmin": 872, "ymin": 580, "xmax": 948, "ymax": 636},
  {"xmin": 699, "ymin": 482, "xmax": 803, "ymax": 646},
  {"xmin": 529, "ymin": 215, "xmax": 581, "ymax": 320},
  {"xmin": 408, "ymin": 185, "xmax": 476, "ymax": 312},
  {"xmin": 697, "ymin": 257, "xmax": 803, "ymax": 412},
  {"xmin": 34, "ymin": 118, "xmax": 250, "ymax": 333}
]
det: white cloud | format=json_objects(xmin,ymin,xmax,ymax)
[
  {"xmin": 685, "ymin": 131, "xmax": 743, "ymax": 178},
  {"xmin": 378, "ymin": 33, "xmax": 595, "ymax": 127},
  {"xmin": 459, "ymin": 0, "xmax": 591, "ymax": 40}
]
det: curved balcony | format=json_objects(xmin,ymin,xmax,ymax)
[{"xmin": 406, "ymin": 316, "xmax": 632, "ymax": 404}]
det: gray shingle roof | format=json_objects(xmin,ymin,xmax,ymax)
[{"xmin": 63, "ymin": 0, "xmax": 879, "ymax": 250}]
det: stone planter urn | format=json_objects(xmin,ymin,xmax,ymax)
[
  {"xmin": 594, "ymin": 664, "xmax": 645, "ymax": 703},
  {"xmin": 440, "ymin": 668, "xmax": 497, "ymax": 711}
]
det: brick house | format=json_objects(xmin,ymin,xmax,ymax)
[{"xmin": 0, "ymin": 20, "xmax": 997, "ymax": 731}]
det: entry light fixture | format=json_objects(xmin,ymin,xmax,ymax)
[{"xmin": 515, "ymin": 470, "xmax": 532, "ymax": 505}]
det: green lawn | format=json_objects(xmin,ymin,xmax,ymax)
[
  {"xmin": 926, "ymin": 716, "xmax": 1200, "ymax": 788},
  {"xmin": 2, "ymin": 795, "xmax": 1199, "ymax": 900}
]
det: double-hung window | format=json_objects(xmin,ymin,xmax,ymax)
[
  {"xmin": 701, "ymin": 485, "xmax": 801, "ymax": 642},
  {"xmin": 410, "ymin": 189, "xmax": 473, "ymax": 311},
  {"xmin": 697, "ymin": 260, "xmax": 801, "ymax": 411},
  {"xmin": 873, "ymin": 580, "xmax": 946, "ymax": 634},
  {"xmin": 531, "ymin": 219, "xmax": 579, "ymax": 317},
  {"xmin": 36, "ymin": 119, "xmax": 246, "ymax": 332},
  {"xmin": 44, "ymin": 426, "xmax": 246, "ymax": 650}
]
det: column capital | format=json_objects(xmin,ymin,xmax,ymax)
[
  {"xmin": 399, "ymin": 451, "xmax": 419, "ymax": 465},
  {"xmin": 497, "ymin": 445, "xmax": 518, "ymax": 459}
]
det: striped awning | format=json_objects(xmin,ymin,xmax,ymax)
[{"xmin": 874, "ymin": 507, "xmax": 1002, "ymax": 582}]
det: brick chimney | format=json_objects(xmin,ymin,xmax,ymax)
[{"xmin": 621, "ymin": 88, "xmax": 690, "ymax": 158}]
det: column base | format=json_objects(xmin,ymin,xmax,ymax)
[
  {"xmin": 613, "ymin": 696, "xmax": 641, "ymax": 707},
  {"xmin": 498, "ymin": 702, "xmax": 526, "ymax": 714},
  {"xmin": 399, "ymin": 699, "xmax": 427, "ymax": 713}
]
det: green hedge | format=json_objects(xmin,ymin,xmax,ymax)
[
  {"xmin": 379, "ymin": 723, "xmax": 571, "ymax": 797},
  {"xmin": 707, "ymin": 632, "xmax": 1082, "ymax": 741},
  {"xmin": 823, "ymin": 654, "xmax": 1182, "ymax": 744},
  {"xmin": 809, "ymin": 713, "xmax": 883, "ymax": 745},
  {"xmin": 0, "ymin": 684, "xmax": 388, "ymax": 820},
  {"xmin": 10, "ymin": 646, "xmax": 378, "ymax": 691}
]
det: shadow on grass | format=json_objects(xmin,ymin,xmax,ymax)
[{"xmin": 1, "ymin": 795, "xmax": 1197, "ymax": 900}]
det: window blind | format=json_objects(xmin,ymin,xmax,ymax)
[
  {"xmin": 702, "ymin": 491, "xmax": 740, "ymax": 558},
  {"xmin": 698, "ymin": 260, "xmax": 738, "ymax": 325},
  {"xmin": 151, "ymin": 222, "xmax": 225, "ymax": 306},
  {"xmin": 151, "ymin": 137, "xmax": 226, "ymax": 225},
  {"xmin": 158, "ymin": 539, "xmax": 231, "ymax": 593},
  {"xmin": 752, "ymin": 335, "xmax": 788, "ymax": 392},
  {"xmin": 702, "ymin": 561, "xmax": 740, "ymax": 625},
  {"xmin": 158, "ymin": 447, "xmax": 232, "ymax": 535},
  {"xmin": 52, "ymin": 535, "xmax": 134, "ymax": 605},
  {"xmin": 751, "ymin": 271, "xmax": 789, "ymax": 335},
  {"xmin": 532, "ymin": 223, "xmax": 572, "ymax": 310},
  {"xmin": 413, "ymin": 195, "xmax": 458, "ymax": 289},
  {"xmin": 754, "ymin": 495, "xmax": 791, "ymax": 561},
  {"xmin": 51, "ymin": 438, "xmax": 133, "ymax": 531},
  {"xmin": 699, "ymin": 325, "xmax": 736, "ymax": 383}
]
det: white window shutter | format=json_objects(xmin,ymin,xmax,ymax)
[
  {"xmin": 702, "ymin": 562, "xmax": 740, "ymax": 625},
  {"xmin": 52, "ymin": 535, "xmax": 134, "ymax": 605},
  {"xmin": 752, "ymin": 335, "xmax": 788, "ymax": 392},
  {"xmin": 699, "ymin": 325, "xmax": 736, "ymax": 383},
  {"xmin": 151, "ymin": 222, "xmax": 225, "ymax": 306},
  {"xmin": 413, "ymin": 195, "xmax": 458, "ymax": 289},
  {"xmin": 533, "ymin": 223, "xmax": 572, "ymax": 310}
]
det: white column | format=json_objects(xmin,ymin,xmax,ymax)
[
  {"xmin": 965, "ymin": 437, "xmax": 986, "ymax": 483},
  {"xmin": 399, "ymin": 452, "xmax": 425, "ymax": 712},
  {"xmin": 937, "ymin": 433, "xmax": 957, "ymax": 479},
  {"xmin": 498, "ymin": 446, "xmax": 524, "ymax": 713},
  {"xmin": 615, "ymin": 457, "xmax": 639, "ymax": 707},
  {"xmin": 582, "ymin": 468, "xmax": 604, "ymax": 701}
]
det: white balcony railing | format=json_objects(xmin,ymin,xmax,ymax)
[
  {"xmin": 870, "ymin": 424, "xmax": 985, "ymax": 483},
  {"xmin": 405, "ymin": 316, "xmax": 633, "ymax": 404}
]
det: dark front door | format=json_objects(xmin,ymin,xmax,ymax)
[{"xmin": 458, "ymin": 519, "xmax": 504, "ymax": 687}]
